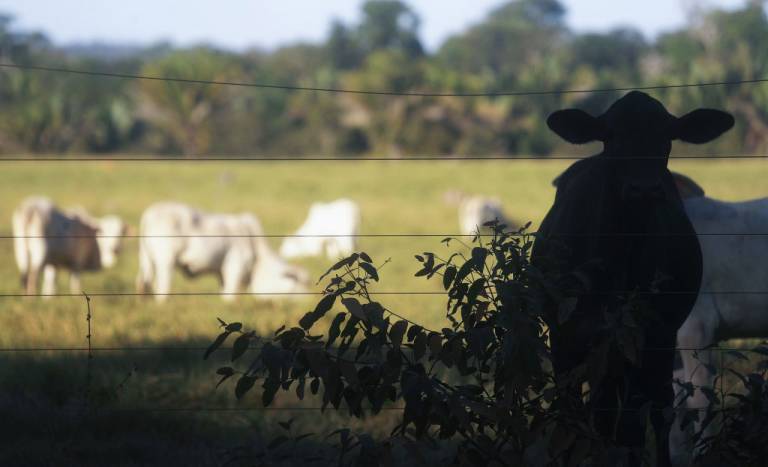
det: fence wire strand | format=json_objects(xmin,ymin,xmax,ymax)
[
  {"xmin": 0, "ymin": 154, "xmax": 767, "ymax": 161},
  {"xmin": 4, "ymin": 61, "xmax": 768, "ymax": 97}
]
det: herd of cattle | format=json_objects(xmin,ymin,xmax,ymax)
[{"xmin": 10, "ymin": 193, "xmax": 508, "ymax": 299}]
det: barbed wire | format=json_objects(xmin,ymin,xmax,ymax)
[
  {"xmin": 106, "ymin": 406, "xmax": 406, "ymax": 412},
  {"xmin": 3, "ymin": 232, "xmax": 768, "ymax": 239},
  {"xmin": 4, "ymin": 62, "xmax": 768, "ymax": 97},
  {"xmin": 0, "ymin": 154, "xmax": 767, "ymax": 161},
  {"xmin": 0, "ymin": 345, "xmax": 758, "ymax": 352},
  {"xmin": 0, "ymin": 290, "xmax": 766, "ymax": 298},
  {"xmin": 100, "ymin": 406, "xmax": 732, "ymax": 413}
]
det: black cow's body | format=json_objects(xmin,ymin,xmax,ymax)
[{"xmin": 533, "ymin": 91, "xmax": 733, "ymax": 466}]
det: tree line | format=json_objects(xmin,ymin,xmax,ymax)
[{"xmin": 0, "ymin": 0, "xmax": 766, "ymax": 157}]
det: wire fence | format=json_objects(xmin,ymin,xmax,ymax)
[
  {"xmin": 0, "ymin": 154, "xmax": 767, "ymax": 161},
  {"xmin": 3, "ymin": 232, "xmax": 768, "ymax": 238},
  {"xmin": 4, "ymin": 61, "xmax": 768, "ymax": 97},
  {"xmin": 1, "ymin": 60, "xmax": 767, "ymax": 419}
]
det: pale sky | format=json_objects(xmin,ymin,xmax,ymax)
[{"xmin": 0, "ymin": 0, "xmax": 752, "ymax": 51}]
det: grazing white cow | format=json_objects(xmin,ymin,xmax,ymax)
[
  {"xmin": 136, "ymin": 202, "xmax": 309, "ymax": 302},
  {"xmin": 279, "ymin": 199, "xmax": 361, "ymax": 260},
  {"xmin": 443, "ymin": 190, "xmax": 514, "ymax": 236},
  {"xmin": 12, "ymin": 196, "xmax": 126, "ymax": 295}
]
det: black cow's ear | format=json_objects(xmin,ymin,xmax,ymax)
[
  {"xmin": 547, "ymin": 109, "xmax": 604, "ymax": 144},
  {"xmin": 674, "ymin": 109, "xmax": 734, "ymax": 144}
]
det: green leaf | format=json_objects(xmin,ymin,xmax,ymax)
[
  {"xmin": 467, "ymin": 278, "xmax": 486, "ymax": 302},
  {"xmin": 204, "ymin": 331, "xmax": 231, "ymax": 360},
  {"xmin": 471, "ymin": 247, "xmax": 487, "ymax": 272},
  {"xmin": 456, "ymin": 261, "xmax": 474, "ymax": 283},
  {"xmin": 327, "ymin": 312, "xmax": 347, "ymax": 348},
  {"xmin": 315, "ymin": 293, "xmax": 337, "ymax": 315},
  {"xmin": 407, "ymin": 325, "xmax": 423, "ymax": 342},
  {"xmin": 330, "ymin": 254, "xmax": 358, "ymax": 271},
  {"xmin": 338, "ymin": 360, "xmax": 359, "ymax": 386},
  {"xmin": 216, "ymin": 366, "xmax": 235, "ymax": 376},
  {"xmin": 359, "ymin": 252, "xmax": 373, "ymax": 263},
  {"xmin": 299, "ymin": 293, "xmax": 338, "ymax": 331},
  {"xmin": 235, "ymin": 374, "xmax": 257, "ymax": 400},
  {"xmin": 359, "ymin": 262, "xmax": 379, "ymax": 281},
  {"xmin": 225, "ymin": 322, "xmax": 243, "ymax": 332},
  {"xmin": 310, "ymin": 377, "xmax": 320, "ymax": 395},
  {"xmin": 299, "ymin": 311, "xmax": 318, "ymax": 331},
  {"xmin": 318, "ymin": 253, "xmax": 358, "ymax": 282},
  {"xmin": 413, "ymin": 331, "xmax": 427, "ymax": 361},
  {"xmin": 428, "ymin": 333, "xmax": 443, "ymax": 358},
  {"xmin": 342, "ymin": 297, "xmax": 367, "ymax": 322},
  {"xmin": 231, "ymin": 333, "xmax": 252, "ymax": 361},
  {"xmin": 262, "ymin": 377, "xmax": 280, "ymax": 406},
  {"xmin": 443, "ymin": 266, "xmax": 457, "ymax": 290},
  {"xmin": 215, "ymin": 367, "xmax": 236, "ymax": 388},
  {"xmin": 389, "ymin": 320, "xmax": 408, "ymax": 348},
  {"xmin": 426, "ymin": 262, "xmax": 445, "ymax": 279}
]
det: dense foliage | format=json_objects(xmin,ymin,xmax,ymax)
[
  {"xmin": 208, "ymin": 222, "xmax": 768, "ymax": 465},
  {"xmin": 1, "ymin": 0, "xmax": 768, "ymax": 157},
  {"xmin": 206, "ymin": 223, "xmax": 651, "ymax": 465}
]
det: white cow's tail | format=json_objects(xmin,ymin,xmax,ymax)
[
  {"xmin": 135, "ymin": 219, "xmax": 154, "ymax": 294},
  {"xmin": 11, "ymin": 206, "xmax": 30, "ymax": 288}
]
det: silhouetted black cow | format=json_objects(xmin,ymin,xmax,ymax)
[{"xmin": 533, "ymin": 91, "xmax": 733, "ymax": 466}]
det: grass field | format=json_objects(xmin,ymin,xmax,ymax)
[{"xmin": 0, "ymin": 157, "xmax": 766, "ymax": 464}]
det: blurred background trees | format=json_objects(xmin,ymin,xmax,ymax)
[{"xmin": 0, "ymin": 0, "xmax": 766, "ymax": 157}]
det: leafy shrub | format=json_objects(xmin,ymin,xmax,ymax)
[
  {"xmin": 207, "ymin": 222, "xmax": 768, "ymax": 466},
  {"xmin": 674, "ymin": 346, "xmax": 768, "ymax": 467}
]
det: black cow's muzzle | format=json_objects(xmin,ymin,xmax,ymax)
[{"xmin": 621, "ymin": 180, "xmax": 666, "ymax": 202}]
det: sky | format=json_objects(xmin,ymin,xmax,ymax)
[{"xmin": 0, "ymin": 0, "xmax": 752, "ymax": 52}]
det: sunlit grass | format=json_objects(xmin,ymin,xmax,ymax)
[{"xmin": 0, "ymin": 157, "xmax": 765, "ymax": 461}]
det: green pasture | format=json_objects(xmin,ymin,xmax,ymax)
[{"xmin": 0, "ymin": 158, "xmax": 765, "ymax": 464}]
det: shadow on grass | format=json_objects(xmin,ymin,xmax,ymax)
[{"xmin": 0, "ymin": 336, "xmax": 401, "ymax": 466}]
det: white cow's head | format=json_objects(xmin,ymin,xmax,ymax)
[
  {"xmin": 96, "ymin": 215, "xmax": 126, "ymax": 268},
  {"xmin": 251, "ymin": 249, "xmax": 310, "ymax": 297}
]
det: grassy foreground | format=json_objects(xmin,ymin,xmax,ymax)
[{"xmin": 0, "ymin": 158, "xmax": 765, "ymax": 464}]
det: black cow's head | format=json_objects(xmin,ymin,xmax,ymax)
[{"xmin": 547, "ymin": 91, "xmax": 733, "ymax": 202}]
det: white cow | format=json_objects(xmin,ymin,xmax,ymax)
[
  {"xmin": 12, "ymin": 196, "xmax": 126, "ymax": 295},
  {"xmin": 279, "ymin": 199, "xmax": 361, "ymax": 260},
  {"xmin": 443, "ymin": 190, "xmax": 514, "ymax": 236},
  {"xmin": 136, "ymin": 202, "xmax": 309, "ymax": 302},
  {"xmin": 667, "ymin": 175, "xmax": 768, "ymax": 464}
]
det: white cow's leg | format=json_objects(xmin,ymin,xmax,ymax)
[
  {"xmin": 69, "ymin": 271, "xmax": 82, "ymax": 294},
  {"xmin": 675, "ymin": 296, "xmax": 719, "ymax": 458},
  {"xmin": 136, "ymin": 240, "xmax": 154, "ymax": 294},
  {"xmin": 153, "ymin": 258, "xmax": 174, "ymax": 303},
  {"xmin": 326, "ymin": 239, "xmax": 340, "ymax": 260},
  {"xmin": 26, "ymin": 238, "xmax": 47, "ymax": 295},
  {"xmin": 338, "ymin": 235, "xmax": 355, "ymax": 257},
  {"xmin": 42, "ymin": 265, "xmax": 56, "ymax": 298},
  {"xmin": 221, "ymin": 252, "xmax": 249, "ymax": 302}
]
